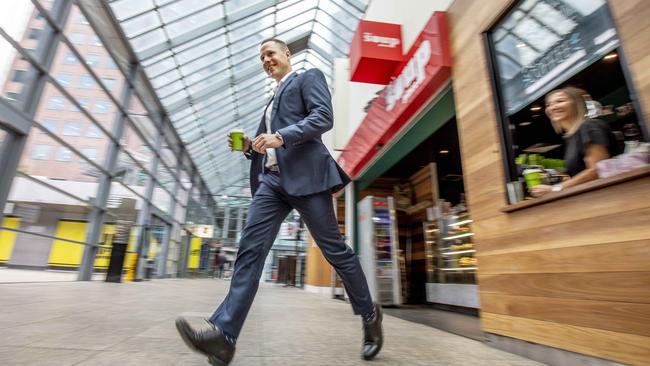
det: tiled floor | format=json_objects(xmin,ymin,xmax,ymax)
[{"xmin": 0, "ymin": 275, "xmax": 546, "ymax": 365}]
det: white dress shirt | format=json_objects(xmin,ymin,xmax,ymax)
[{"xmin": 264, "ymin": 70, "xmax": 294, "ymax": 169}]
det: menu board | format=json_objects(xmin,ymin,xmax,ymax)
[{"xmin": 490, "ymin": 0, "xmax": 619, "ymax": 115}]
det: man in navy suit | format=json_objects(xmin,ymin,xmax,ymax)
[{"xmin": 176, "ymin": 39, "xmax": 383, "ymax": 366}]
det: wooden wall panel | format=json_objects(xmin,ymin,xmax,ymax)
[
  {"xmin": 472, "ymin": 178, "xmax": 650, "ymax": 238},
  {"xmin": 610, "ymin": 0, "xmax": 650, "ymax": 131},
  {"xmin": 482, "ymin": 313, "xmax": 650, "ymax": 366},
  {"xmin": 481, "ymin": 293, "xmax": 650, "ymax": 337},
  {"xmin": 448, "ymin": 0, "xmax": 650, "ymax": 363},
  {"xmin": 479, "ymin": 272, "xmax": 650, "ymax": 303},
  {"xmin": 477, "ymin": 207, "xmax": 650, "ymax": 255},
  {"xmin": 478, "ymin": 240, "xmax": 650, "ymax": 274}
]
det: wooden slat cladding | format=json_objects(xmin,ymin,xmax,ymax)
[
  {"xmin": 477, "ymin": 207, "xmax": 650, "ymax": 255},
  {"xmin": 478, "ymin": 239, "xmax": 650, "ymax": 275},
  {"xmin": 479, "ymin": 272, "xmax": 650, "ymax": 304},
  {"xmin": 448, "ymin": 0, "xmax": 650, "ymax": 363},
  {"xmin": 473, "ymin": 177, "xmax": 650, "ymax": 240},
  {"xmin": 610, "ymin": 0, "xmax": 650, "ymax": 129},
  {"xmin": 481, "ymin": 293, "xmax": 650, "ymax": 337},
  {"xmin": 482, "ymin": 313, "xmax": 650, "ymax": 366}
]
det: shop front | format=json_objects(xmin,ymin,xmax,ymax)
[
  {"xmin": 448, "ymin": 0, "xmax": 650, "ymax": 364},
  {"xmin": 338, "ymin": 12, "xmax": 482, "ymax": 312}
]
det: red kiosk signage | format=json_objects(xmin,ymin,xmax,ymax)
[
  {"xmin": 338, "ymin": 12, "xmax": 451, "ymax": 178},
  {"xmin": 349, "ymin": 20, "xmax": 403, "ymax": 84}
]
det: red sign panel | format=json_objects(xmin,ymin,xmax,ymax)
[
  {"xmin": 338, "ymin": 12, "xmax": 452, "ymax": 178},
  {"xmin": 349, "ymin": 20, "xmax": 403, "ymax": 84}
]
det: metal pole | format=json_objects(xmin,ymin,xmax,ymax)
[
  {"xmin": 78, "ymin": 62, "xmax": 136, "ymax": 281},
  {"xmin": 156, "ymin": 162, "xmax": 181, "ymax": 278},
  {"xmin": 133, "ymin": 129, "xmax": 163, "ymax": 280},
  {"xmin": 221, "ymin": 206, "xmax": 231, "ymax": 240}
]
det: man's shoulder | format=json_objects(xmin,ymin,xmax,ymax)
[{"xmin": 297, "ymin": 68, "xmax": 325, "ymax": 80}]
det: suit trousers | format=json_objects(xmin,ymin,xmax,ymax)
[{"xmin": 210, "ymin": 171, "xmax": 374, "ymax": 339}]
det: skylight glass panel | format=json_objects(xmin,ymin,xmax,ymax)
[
  {"xmin": 122, "ymin": 11, "xmax": 161, "ymax": 38},
  {"xmin": 159, "ymin": 0, "xmax": 218, "ymax": 23},
  {"xmin": 131, "ymin": 28, "xmax": 167, "ymax": 54},
  {"xmin": 276, "ymin": 9, "xmax": 316, "ymax": 35},
  {"xmin": 110, "ymin": 0, "xmax": 155, "ymax": 21}
]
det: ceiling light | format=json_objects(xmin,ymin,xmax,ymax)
[
  {"xmin": 519, "ymin": 121, "xmax": 532, "ymax": 126},
  {"xmin": 530, "ymin": 105, "xmax": 541, "ymax": 112},
  {"xmin": 604, "ymin": 53, "xmax": 617, "ymax": 60},
  {"xmin": 439, "ymin": 150, "xmax": 449, "ymax": 154}
]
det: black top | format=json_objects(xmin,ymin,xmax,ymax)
[{"xmin": 563, "ymin": 119, "xmax": 621, "ymax": 177}]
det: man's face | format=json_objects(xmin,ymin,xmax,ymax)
[{"xmin": 260, "ymin": 41, "xmax": 291, "ymax": 81}]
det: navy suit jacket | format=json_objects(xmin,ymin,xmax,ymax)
[{"xmin": 248, "ymin": 69, "xmax": 350, "ymax": 197}]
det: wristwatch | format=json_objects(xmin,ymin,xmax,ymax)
[
  {"xmin": 551, "ymin": 183, "xmax": 563, "ymax": 192},
  {"xmin": 274, "ymin": 131, "xmax": 284, "ymax": 144}
]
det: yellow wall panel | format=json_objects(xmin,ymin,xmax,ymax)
[
  {"xmin": 48, "ymin": 221, "xmax": 87, "ymax": 268},
  {"xmin": 187, "ymin": 237, "xmax": 202, "ymax": 269},
  {"xmin": 93, "ymin": 224, "xmax": 116, "ymax": 269},
  {"xmin": 0, "ymin": 217, "xmax": 21, "ymax": 263}
]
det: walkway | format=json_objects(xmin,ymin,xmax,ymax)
[{"xmin": 0, "ymin": 276, "xmax": 545, "ymax": 365}]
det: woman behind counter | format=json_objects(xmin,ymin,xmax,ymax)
[{"xmin": 531, "ymin": 87, "xmax": 622, "ymax": 197}]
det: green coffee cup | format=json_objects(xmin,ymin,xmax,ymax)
[
  {"xmin": 523, "ymin": 168, "xmax": 543, "ymax": 189},
  {"xmin": 230, "ymin": 129, "xmax": 244, "ymax": 151}
]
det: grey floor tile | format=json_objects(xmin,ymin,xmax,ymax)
[{"xmin": 0, "ymin": 273, "xmax": 545, "ymax": 366}]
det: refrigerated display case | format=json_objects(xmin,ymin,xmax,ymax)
[
  {"xmin": 358, "ymin": 196, "xmax": 402, "ymax": 306},
  {"xmin": 423, "ymin": 200, "xmax": 479, "ymax": 308}
]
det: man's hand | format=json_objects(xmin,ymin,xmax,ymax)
[
  {"xmin": 252, "ymin": 133, "xmax": 283, "ymax": 154},
  {"xmin": 227, "ymin": 135, "xmax": 251, "ymax": 153}
]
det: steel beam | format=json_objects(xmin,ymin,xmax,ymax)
[{"xmin": 78, "ymin": 62, "xmax": 137, "ymax": 281}]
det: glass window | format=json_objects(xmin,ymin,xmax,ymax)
[
  {"xmin": 86, "ymin": 124, "xmax": 103, "ymax": 138},
  {"xmin": 55, "ymin": 73, "xmax": 72, "ymax": 87},
  {"xmin": 4, "ymin": 92, "xmax": 20, "ymax": 101},
  {"xmin": 27, "ymin": 28, "xmax": 42, "ymax": 40},
  {"xmin": 47, "ymin": 96, "xmax": 66, "ymax": 110},
  {"xmin": 101, "ymin": 78, "xmax": 116, "ymax": 91},
  {"xmin": 32, "ymin": 145, "xmax": 51, "ymax": 160},
  {"xmin": 55, "ymin": 147, "xmax": 74, "ymax": 162},
  {"xmin": 77, "ymin": 13, "xmax": 89, "ymax": 24},
  {"xmin": 69, "ymin": 32, "xmax": 85, "ymax": 44},
  {"xmin": 62, "ymin": 52, "xmax": 77, "ymax": 64},
  {"xmin": 62, "ymin": 121, "xmax": 82, "ymax": 136},
  {"xmin": 12, "ymin": 70, "xmax": 27, "ymax": 83},
  {"xmin": 42, "ymin": 119, "xmax": 58, "ymax": 133},
  {"xmin": 78, "ymin": 75, "xmax": 95, "ymax": 89},
  {"xmin": 80, "ymin": 148, "xmax": 98, "ymax": 161},
  {"xmin": 90, "ymin": 35, "xmax": 103, "ymax": 46},
  {"xmin": 85, "ymin": 54, "xmax": 101, "ymax": 67},
  {"xmin": 106, "ymin": 57, "xmax": 118, "ymax": 69},
  {"xmin": 70, "ymin": 96, "xmax": 89, "ymax": 112},
  {"xmin": 92, "ymin": 99, "xmax": 111, "ymax": 114},
  {"xmin": 489, "ymin": 0, "xmax": 614, "ymax": 115}
]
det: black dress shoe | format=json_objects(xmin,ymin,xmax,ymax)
[
  {"xmin": 362, "ymin": 303, "xmax": 383, "ymax": 360},
  {"xmin": 175, "ymin": 317, "xmax": 235, "ymax": 366}
]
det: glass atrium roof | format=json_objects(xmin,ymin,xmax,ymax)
[{"xmin": 105, "ymin": 0, "xmax": 369, "ymax": 199}]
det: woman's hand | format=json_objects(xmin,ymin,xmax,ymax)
[{"xmin": 529, "ymin": 184, "xmax": 552, "ymax": 197}]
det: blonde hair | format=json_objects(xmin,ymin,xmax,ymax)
[{"xmin": 545, "ymin": 87, "xmax": 588, "ymax": 136}]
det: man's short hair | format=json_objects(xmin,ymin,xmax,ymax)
[{"xmin": 260, "ymin": 38, "xmax": 289, "ymax": 52}]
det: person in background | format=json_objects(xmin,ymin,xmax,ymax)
[
  {"xmin": 531, "ymin": 87, "xmax": 622, "ymax": 197},
  {"xmin": 212, "ymin": 250, "xmax": 221, "ymax": 279}
]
